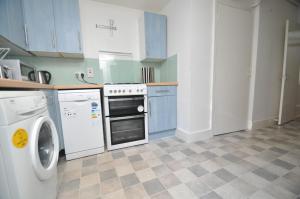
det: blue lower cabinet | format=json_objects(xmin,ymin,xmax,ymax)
[{"xmin": 148, "ymin": 86, "xmax": 177, "ymax": 140}]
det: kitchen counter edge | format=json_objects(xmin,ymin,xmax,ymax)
[
  {"xmin": 146, "ymin": 82, "xmax": 178, "ymax": 86},
  {"xmin": 0, "ymin": 79, "xmax": 178, "ymax": 90}
]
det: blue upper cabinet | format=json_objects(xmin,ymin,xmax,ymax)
[
  {"xmin": 6, "ymin": 0, "xmax": 26, "ymax": 49},
  {"xmin": 0, "ymin": 0, "xmax": 83, "ymax": 57},
  {"xmin": 53, "ymin": 0, "xmax": 82, "ymax": 54},
  {"xmin": 148, "ymin": 86, "xmax": 177, "ymax": 138},
  {"xmin": 0, "ymin": 0, "xmax": 26, "ymax": 49},
  {"xmin": 22, "ymin": 0, "xmax": 57, "ymax": 53},
  {"xmin": 0, "ymin": 0, "xmax": 10, "ymax": 39},
  {"xmin": 139, "ymin": 12, "xmax": 167, "ymax": 62}
]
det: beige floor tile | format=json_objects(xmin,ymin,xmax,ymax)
[
  {"xmin": 168, "ymin": 184, "xmax": 197, "ymax": 199},
  {"xmin": 80, "ymin": 173, "xmax": 100, "ymax": 189},
  {"xmin": 201, "ymin": 159, "xmax": 222, "ymax": 172},
  {"xmin": 136, "ymin": 168, "xmax": 156, "ymax": 182},
  {"xmin": 64, "ymin": 159, "xmax": 82, "ymax": 172},
  {"xmin": 115, "ymin": 164, "xmax": 135, "ymax": 177},
  {"xmin": 124, "ymin": 184, "xmax": 149, "ymax": 199},
  {"xmin": 98, "ymin": 153, "xmax": 113, "ymax": 164},
  {"xmin": 174, "ymin": 168, "xmax": 197, "ymax": 183},
  {"xmin": 146, "ymin": 158, "xmax": 163, "ymax": 168},
  {"xmin": 141, "ymin": 151, "xmax": 157, "ymax": 160},
  {"xmin": 98, "ymin": 161, "xmax": 115, "ymax": 172},
  {"xmin": 63, "ymin": 170, "xmax": 81, "ymax": 183},
  {"xmin": 100, "ymin": 178, "xmax": 122, "ymax": 195},
  {"xmin": 79, "ymin": 184, "xmax": 101, "ymax": 199},
  {"xmin": 132, "ymin": 160, "xmax": 149, "ymax": 171},
  {"xmin": 57, "ymin": 190, "xmax": 79, "ymax": 199},
  {"xmin": 104, "ymin": 189, "xmax": 127, "ymax": 199}
]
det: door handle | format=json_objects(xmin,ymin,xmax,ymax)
[
  {"xmin": 78, "ymin": 31, "xmax": 81, "ymax": 51},
  {"xmin": 24, "ymin": 24, "xmax": 29, "ymax": 46},
  {"xmin": 51, "ymin": 31, "xmax": 56, "ymax": 49},
  {"xmin": 149, "ymin": 100, "xmax": 151, "ymax": 117},
  {"xmin": 110, "ymin": 115, "xmax": 144, "ymax": 121}
]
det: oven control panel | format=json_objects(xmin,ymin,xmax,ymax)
[{"xmin": 104, "ymin": 84, "xmax": 147, "ymax": 96}]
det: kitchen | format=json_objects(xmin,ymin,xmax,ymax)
[{"xmin": 0, "ymin": 0, "xmax": 300, "ymax": 199}]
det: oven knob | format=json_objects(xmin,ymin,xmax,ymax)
[
  {"xmin": 123, "ymin": 89, "xmax": 125, "ymax": 93},
  {"xmin": 109, "ymin": 90, "xmax": 112, "ymax": 93},
  {"xmin": 141, "ymin": 89, "xmax": 143, "ymax": 92},
  {"xmin": 114, "ymin": 90, "xmax": 117, "ymax": 93},
  {"xmin": 129, "ymin": 89, "xmax": 132, "ymax": 93},
  {"xmin": 137, "ymin": 105, "xmax": 144, "ymax": 112},
  {"xmin": 118, "ymin": 90, "xmax": 121, "ymax": 93},
  {"xmin": 136, "ymin": 89, "xmax": 139, "ymax": 92}
]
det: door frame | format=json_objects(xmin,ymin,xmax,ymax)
[{"xmin": 278, "ymin": 20, "xmax": 290, "ymax": 125}]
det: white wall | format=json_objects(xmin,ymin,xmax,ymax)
[
  {"xmin": 79, "ymin": 0, "xmax": 142, "ymax": 59},
  {"xmin": 251, "ymin": 0, "xmax": 298, "ymax": 126},
  {"xmin": 161, "ymin": 0, "xmax": 214, "ymax": 141}
]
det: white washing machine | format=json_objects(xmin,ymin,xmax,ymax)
[{"xmin": 0, "ymin": 91, "xmax": 59, "ymax": 199}]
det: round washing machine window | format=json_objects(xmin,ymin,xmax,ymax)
[
  {"xmin": 38, "ymin": 122, "xmax": 54, "ymax": 168},
  {"xmin": 31, "ymin": 116, "xmax": 59, "ymax": 181}
]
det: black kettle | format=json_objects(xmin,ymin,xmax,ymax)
[{"xmin": 28, "ymin": 70, "xmax": 52, "ymax": 84}]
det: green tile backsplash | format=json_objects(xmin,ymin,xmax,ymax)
[{"xmin": 8, "ymin": 55, "xmax": 177, "ymax": 85}]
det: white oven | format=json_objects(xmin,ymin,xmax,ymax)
[{"xmin": 103, "ymin": 84, "xmax": 148, "ymax": 150}]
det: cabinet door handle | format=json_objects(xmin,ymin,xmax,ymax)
[
  {"xmin": 156, "ymin": 90, "xmax": 169, "ymax": 94},
  {"xmin": 78, "ymin": 31, "xmax": 81, "ymax": 51},
  {"xmin": 24, "ymin": 24, "xmax": 28, "ymax": 46},
  {"xmin": 51, "ymin": 31, "xmax": 56, "ymax": 49},
  {"xmin": 149, "ymin": 100, "xmax": 151, "ymax": 117}
]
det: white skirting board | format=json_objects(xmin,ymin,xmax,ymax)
[
  {"xmin": 176, "ymin": 128, "xmax": 213, "ymax": 143},
  {"xmin": 251, "ymin": 119, "xmax": 277, "ymax": 129}
]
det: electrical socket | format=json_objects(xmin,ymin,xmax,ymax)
[
  {"xmin": 87, "ymin": 67, "xmax": 94, "ymax": 78},
  {"xmin": 75, "ymin": 72, "xmax": 84, "ymax": 79}
]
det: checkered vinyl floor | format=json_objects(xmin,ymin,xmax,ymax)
[{"xmin": 57, "ymin": 122, "xmax": 300, "ymax": 199}]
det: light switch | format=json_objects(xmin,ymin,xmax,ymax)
[{"xmin": 87, "ymin": 67, "xmax": 94, "ymax": 78}]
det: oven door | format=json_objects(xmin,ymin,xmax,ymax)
[
  {"xmin": 106, "ymin": 96, "xmax": 146, "ymax": 117},
  {"xmin": 105, "ymin": 114, "xmax": 148, "ymax": 150}
]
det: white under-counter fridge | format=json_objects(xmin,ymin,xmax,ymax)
[{"xmin": 58, "ymin": 89, "xmax": 104, "ymax": 160}]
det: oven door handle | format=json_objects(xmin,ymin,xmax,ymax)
[
  {"xmin": 110, "ymin": 115, "xmax": 145, "ymax": 121},
  {"xmin": 108, "ymin": 97, "xmax": 144, "ymax": 102}
]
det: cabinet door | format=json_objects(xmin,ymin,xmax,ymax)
[
  {"xmin": 0, "ymin": 0, "xmax": 9, "ymax": 39},
  {"xmin": 53, "ymin": 0, "xmax": 82, "ymax": 53},
  {"xmin": 144, "ymin": 12, "xmax": 167, "ymax": 60},
  {"xmin": 148, "ymin": 96, "xmax": 176, "ymax": 133},
  {"xmin": 7, "ymin": 0, "xmax": 26, "ymax": 49},
  {"xmin": 22, "ymin": 0, "xmax": 56, "ymax": 52}
]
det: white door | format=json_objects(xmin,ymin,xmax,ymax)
[
  {"xmin": 278, "ymin": 20, "xmax": 300, "ymax": 125},
  {"xmin": 213, "ymin": 3, "xmax": 253, "ymax": 135}
]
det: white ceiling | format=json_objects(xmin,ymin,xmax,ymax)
[{"xmin": 92, "ymin": 0, "xmax": 170, "ymax": 12}]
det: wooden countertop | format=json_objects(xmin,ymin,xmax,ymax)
[
  {"xmin": 146, "ymin": 82, "xmax": 178, "ymax": 86},
  {"xmin": 0, "ymin": 79, "xmax": 54, "ymax": 89},
  {"xmin": 0, "ymin": 79, "xmax": 177, "ymax": 90},
  {"xmin": 54, "ymin": 84, "xmax": 103, "ymax": 90}
]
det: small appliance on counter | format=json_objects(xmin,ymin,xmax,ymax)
[
  {"xmin": 28, "ymin": 70, "xmax": 52, "ymax": 84},
  {"xmin": 103, "ymin": 83, "xmax": 148, "ymax": 150},
  {"xmin": 0, "ymin": 59, "xmax": 35, "ymax": 81},
  {"xmin": 0, "ymin": 64, "xmax": 13, "ymax": 79}
]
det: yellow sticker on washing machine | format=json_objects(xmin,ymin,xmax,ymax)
[{"xmin": 12, "ymin": 128, "xmax": 28, "ymax": 149}]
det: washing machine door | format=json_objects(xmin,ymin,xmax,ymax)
[{"xmin": 30, "ymin": 116, "xmax": 59, "ymax": 181}]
